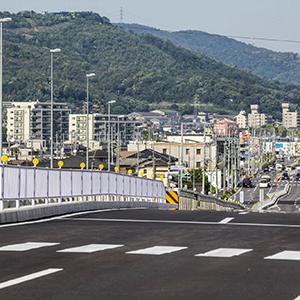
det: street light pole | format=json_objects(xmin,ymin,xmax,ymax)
[
  {"xmin": 117, "ymin": 115, "xmax": 124, "ymax": 172},
  {"xmin": 107, "ymin": 100, "xmax": 115, "ymax": 172},
  {"xmin": 0, "ymin": 17, "xmax": 12, "ymax": 157},
  {"xmin": 50, "ymin": 48, "xmax": 61, "ymax": 168},
  {"xmin": 86, "ymin": 73, "xmax": 95, "ymax": 170}
]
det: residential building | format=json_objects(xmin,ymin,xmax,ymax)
[
  {"xmin": 248, "ymin": 105, "xmax": 274, "ymax": 128},
  {"xmin": 7, "ymin": 101, "xmax": 70, "ymax": 146},
  {"xmin": 282, "ymin": 103, "xmax": 299, "ymax": 129},
  {"xmin": 127, "ymin": 141, "xmax": 217, "ymax": 171},
  {"xmin": 235, "ymin": 110, "xmax": 247, "ymax": 129},
  {"xmin": 68, "ymin": 114, "xmax": 142, "ymax": 149}
]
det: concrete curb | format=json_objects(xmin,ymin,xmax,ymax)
[{"xmin": 0, "ymin": 202, "xmax": 178, "ymax": 224}]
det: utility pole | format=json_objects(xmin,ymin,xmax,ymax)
[
  {"xmin": 227, "ymin": 128, "xmax": 230, "ymax": 190},
  {"xmin": 168, "ymin": 142, "xmax": 171, "ymax": 189},
  {"xmin": 180, "ymin": 123, "xmax": 184, "ymax": 189},
  {"xmin": 223, "ymin": 139, "xmax": 226, "ymax": 195},
  {"xmin": 202, "ymin": 123, "xmax": 206, "ymax": 194},
  {"xmin": 152, "ymin": 129, "xmax": 156, "ymax": 179}
]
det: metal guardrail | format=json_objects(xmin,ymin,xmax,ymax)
[
  {"xmin": 252, "ymin": 183, "xmax": 290, "ymax": 211},
  {"xmin": 0, "ymin": 165, "xmax": 166, "ymax": 211}
]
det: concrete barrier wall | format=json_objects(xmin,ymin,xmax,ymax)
[{"xmin": 0, "ymin": 202, "xmax": 178, "ymax": 224}]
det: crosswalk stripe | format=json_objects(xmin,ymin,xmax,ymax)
[
  {"xmin": 0, "ymin": 242, "xmax": 60, "ymax": 252},
  {"xmin": 126, "ymin": 246, "xmax": 187, "ymax": 255},
  {"xmin": 57, "ymin": 244, "xmax": 124, "ymax": 253},
  {"xmin": 264, "ymin": 250, "xmax": 300, "ymax": 260},
  {"xmin": 195, "ymin": 248, "xmax": 253, "ymax": 258}
]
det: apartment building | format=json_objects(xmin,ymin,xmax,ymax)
[
  {"xmin": 282, "ymin": 103, "xmax": 299, "ymax": 129},
  {"xmin": 235, "ymin": 110, "xmax": 247, "ymax": 129},
  {"xmin": 68, "ymin": 114, "xmax": 142, "ymax": 148},
  {"xmin": 248, "ymin": 105, "xmax": 273, "ymax": 128},
  {"xmin": 7, "ymin": 101, "xmax": 70, "ymax": 144}
]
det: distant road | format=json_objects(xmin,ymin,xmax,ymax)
[{"xmin": 1, "ymin": 209, "xmax": 300, "ymax": 299}]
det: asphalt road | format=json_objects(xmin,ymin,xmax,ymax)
[{"xmin": 1, "ymin": 209, "xmax": 300, "ymax": 299}]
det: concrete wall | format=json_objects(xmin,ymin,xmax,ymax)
[{"xmin": 0, "ymin": 201, "xmax": 178, "ymax": 224}]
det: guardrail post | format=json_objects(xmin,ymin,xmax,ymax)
[
  {"xmin": 16, "ymin": 165, "xmax": 20, "ymax": 209},
  {"xmin": 46, "ymin": 168, "xmax": 49, "ymax": 205},
  {"xmin": 81, "ymin": 169, "xmax": 83, "ymax": 201},
  {"xmin": 32, "ymin": 166, "xmax": 36, "ymax": 206},
  {"xmin": 0, "ymin": 164, "xmax": 4, "ymax": 210},
  {"xmin": 58, "ymin": 167, "xmax": 62, "ymax": 203},
  {"xmin": 70, "ymin": 169, "xmax": 73, "ymax": 202}
]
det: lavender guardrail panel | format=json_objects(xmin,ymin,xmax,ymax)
[
  {"xmin": 35, "ymin": 168, "xmax": 48, "ymax": 198},
  {"xmin": 0, "ymin": 165, "xmax": 166, "ymax": 202}
]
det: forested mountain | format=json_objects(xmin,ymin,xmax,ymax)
[
  {"xmin": 118, "ymin": 23, "xmax": 300, "ymax": 86},
  {"xmin": 1, "ymin": 11, "xmax": 300, "ymax": 120}
]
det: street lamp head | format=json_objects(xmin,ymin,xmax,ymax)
[
  {"xmin": 50, "ymin": 48, "xmax": 61, "ymax": 53},
  {"xmin": 86, "ymin": 73, "xmax": 95, "ymax": 77},
  {"xmin": 108, "ymin": 100, "xmax": 116, "ymax": 104},
  {"xmin": 0, "ymin": 17, "xmax": 12, "ymax": 23}
]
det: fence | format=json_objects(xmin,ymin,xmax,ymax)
[{"xmin": 0, "ymin": 165, "xmax": 166, "ymax": 210}]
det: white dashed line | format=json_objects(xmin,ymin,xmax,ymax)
[
  {"xmin": 219, "ymin": 217, "xmax": 234, "ymax": 224},
  {"xmin": 0, "ymin": 268, "xmax": 63, "ymax": 290},
  {"xmin": 126, "ymin": 246, "xmax": 187, "ymax": 255},
  {"xmin": 57, "ymin": 244, "xmax": 124, "ymax": 253},
  {"xmin": 195, "ymin": 248, "xmax": 252, "ymax": 258}
]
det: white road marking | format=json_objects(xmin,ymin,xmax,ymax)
[
  {"xmin": 0, "ymin": 242, "xmax": 60, "ymax": 252},
  {"xmin": 264, "ymin": 251, "xmax": 300, "ymax": 261},
  {"xmin": 68, "ymin": 217, "xmax": 300, "ymax": 229},
  {"xmin": 0, "ymin": 268, "xmax": 63, "ymax": 290},
  {"xmin": 126, "ymin": 246, "xmax": 187, "ymax": 255},
  {"xmin": 219, "ymin": 217, "xmax": 234, "ymax": 224},
  {"xmin": 195, "ymin": 248, "xmax": 252, "ymax": 258},
  {"xmin": 238, "ymin": 212, "xmax": 249, "ymax": 215},
  {"xmin": 294, "ymin": 295, "xmax": 300, "ymax": 300},
  {"xmin": 57, "ymin": 244, "xmax": 124, "ymax": 253}
]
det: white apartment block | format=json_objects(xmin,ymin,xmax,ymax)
[
  {"xmin": 282, "ymin": 103, "xmax": 299, "ymax": 129},
  {"xmin": 69, "ymin": 114, "xmax": 142, "ymax": 148},
  {"xmin": 248, "ymin": 104, "xmax": 273, "ymax": 128},
  {"xmin": 235, "ymin": 110, "xmax": 247, "ymax": 129},
  {"xmin": 7, "ymin": 101, "xmax": 70, "ymax": 144}
]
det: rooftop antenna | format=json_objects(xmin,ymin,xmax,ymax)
[{"xmin": 120, "ymin": 7, "xmax": 123, "ymax": 23}]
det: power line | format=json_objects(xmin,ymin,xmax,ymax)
[{"xmin": 119, "ymin": 23, "xmax": 300, "ymax": 46}]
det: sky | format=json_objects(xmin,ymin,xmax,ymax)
[{"xmin": 2, "ymin": 0, "xmax": 300, "ymax": 54}]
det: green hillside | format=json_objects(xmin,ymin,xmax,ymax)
[
  {"xmin": 118, "ymin": 23, "xmax": 300, "ymax": 85},
  {"xmin": 1, "ymin": 11, "xmax": 300, "ymax": 120}
]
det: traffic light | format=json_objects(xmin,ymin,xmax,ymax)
[{"xmin": 186, "ymin": 174, "xmax": 191, "ymax": 181}]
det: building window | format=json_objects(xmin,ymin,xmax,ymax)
[
  {"xmin": 163, "ymin": 148, "xmax": 167, "ymax": 154},
  {"xmin": 196, "ymin": 162, "xmax": 201, "ymax": 168},
  {"xmin": 186, "ymin": 149, "xmax": 189, "ymax": 155},
  {"xmin": 197, "ymin": 149, "xmax": 201, "ymax": 155}
]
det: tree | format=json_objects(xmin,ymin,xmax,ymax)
[{"xmin": 277, "ymin": 125, "xmax": 287, "ymax": 137}]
